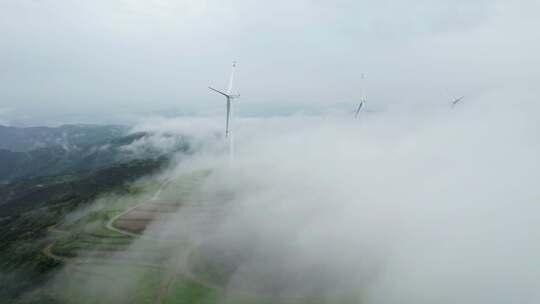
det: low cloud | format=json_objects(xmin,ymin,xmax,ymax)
[
  {"xmin": 164, "ymin": 94, "xmax": 540, "ymax": 302},
  {"xmin": 40, "ymin": 91, "xmax": 540, "ymax": 303}
]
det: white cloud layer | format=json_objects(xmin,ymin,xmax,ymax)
[
  {"xmin": 109, "ymin": 91, "xmax": 539, "ymax": 302},
  {"xmin": 205, "ymin": 98, "xmax": 540, "ymax": 302},
  {"xmin": 41, "ymin": 87, "xmax": 540, "ymax": 303}
]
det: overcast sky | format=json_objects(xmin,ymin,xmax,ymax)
[{"xmin": 0, "ymin": 0, "xmax": 539, "ymax": 125}]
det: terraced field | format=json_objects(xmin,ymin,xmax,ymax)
[
  {"xmin": 35, "ymin": 170, "xmax": 357, "ymax": 304},
  {"xmin": 34, "ymin": 171, "xmax": 227, "ymax": 304}
]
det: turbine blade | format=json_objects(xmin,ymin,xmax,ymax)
[
  {"xmin": 209, "ymin": 86, "xmax": 230, "ymax": 98},
  {"xmin": 360, "ymin": 73, "xmax": 367, "ymax": 102},
  {"xmin": 355, "ymin": 101, "xmax": 364, "ymax": 118},
  {"xmin": 226, "ymin": 61, "xmax": 236, "ymax": 95}
]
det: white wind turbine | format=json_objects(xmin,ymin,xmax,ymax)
[
  {"xmin": 209, "ymin": 62, "xmax": 239, "ymax": 159},
  {"xmin": 355, "ymin": 73, "xmax": 368, "ymax": 118},
  {"xmin": 451, "ymin": 95, "xmax": 465, "ymax": 108},
  {"xmin": 209, "ymin": 61, "xmax": 239, "ymax": 138}
]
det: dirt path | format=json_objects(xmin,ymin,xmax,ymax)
[
  {"xmin": 44, "ymin": 175, "xmax": 218, "ymax": 304},
  {"xmin": 42, "ymin": 179, "xmax": 170, "ymax": 264},
  {"xmin": 42, "ymin": 243, "xmax": 73, "ymax": 263},
  {"xmin": 105, "ymin": 179, "xmax": 171, "ymax": 238}
]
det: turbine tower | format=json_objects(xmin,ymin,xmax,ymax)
[
  {"xmin": 355, "ymin": 73, "xmax": 367, "ymax": 118},
  {"xmin": 209, "ymin": 61, "xmax": 240, "ymax": 138}
]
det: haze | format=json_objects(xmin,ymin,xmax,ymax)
[
  {"xmin": 2, "ymin": 2, "xmax": 540, "ymax": 302},
  {"xmin": 1, "ymin": 0, "xmax": 539, "ymax": 125},
  {"xmin": 42, "ymin": 98, "xmax": 540, "ymax": 303}
]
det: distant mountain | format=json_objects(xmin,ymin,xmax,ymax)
[
  {"xmin": 0, "ymin": 157, "xmax": 167, "ymax": 301},
  {"xmin": 0, "ymin": 124, "xmax": 127, "ymax": 152},
  {"xmin": 0, "ymin": 157, "xmax": 167, "ymax": 217},
  {"xmin": 0, "ymin": 125, "xmax": 190, "ymax": 183},
  {"xmin": 0, "ymin": 123, "xmax": 193, "ymax": 302}
]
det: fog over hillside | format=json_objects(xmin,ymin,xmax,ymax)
[
  {"xmin": 1, "ymin": 0, "xmax": 539, "ymax": 303},
  {"xmin": 40, "ymin": 94, "xmax": 540, "ymax": 303}
]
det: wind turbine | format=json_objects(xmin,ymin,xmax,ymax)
[
  {"xmin": 451, "ymin": 95, "xmax": 465, "ymax": 108},
  {"xmin": 209, "ymin": 61, "xmax": 240, "ymax": 138},
  {"xmin": 355, "ymin": 73, "xmax": 367, "ymax": 118}
]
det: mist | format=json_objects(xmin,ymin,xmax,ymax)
[
  {"xmin": 36, "ymin": 91, "xmax": 540, "ymax": 303},
  {"xmin": 3, "ymin": 0, "xmax": 539, "ymax": 302},
  {"xmin": 188, "ymin": 97, "xmax": 539, "ymax": 302}
]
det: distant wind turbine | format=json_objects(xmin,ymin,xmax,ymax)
[
  {"xmin": 451, "ymin": 95, "xmax": 465, "ymax": 108},
  {"xmin": 209, "ymin": 61, "xmax": 240, "ymax": 138},
  {"xmin": 355, "ymin": 73, "xmax": 368, "ymax": 118}
]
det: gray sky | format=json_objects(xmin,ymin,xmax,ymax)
[{"xmin": 0, "ymin": 0, "xmax": 539, "ymax": 125}]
